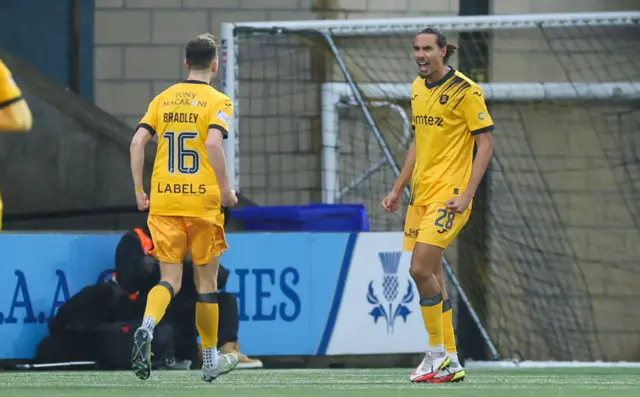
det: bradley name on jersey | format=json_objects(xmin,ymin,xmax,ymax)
[{"xmin": 163, "ymin": 112, "xmax": 199, "ymax": 124}]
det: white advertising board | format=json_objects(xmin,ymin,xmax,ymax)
[{"xmin": 324, "ymin": 232, "xmax": 430, "ymax": 355}]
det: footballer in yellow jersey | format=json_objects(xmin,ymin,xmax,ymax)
[
  {"xmin": 0, "ymin": 58, "xmax": 33, "ymax": 230},
  {"xmin": 382, "ymin": 28, "xmax": 494, "ymax": 384},
  {"xmin": 129, "ymin": 33, "xmax": 239, "ymax": 383},
  {"xmin": 138, "ymin": 79, "xmax": 233, "ymax": 263},
  {"xmin": 405, "ymin": 67, "xmax": 494, "ymax": 249}
]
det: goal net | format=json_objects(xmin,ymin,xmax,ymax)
[{"xmin": 221, "ymin": 11, "xmax": 640, "ymax": 362}]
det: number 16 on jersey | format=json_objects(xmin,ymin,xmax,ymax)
[{"xmin": 164, "ymin": 131, "xmax": 200, "ymax": 174}]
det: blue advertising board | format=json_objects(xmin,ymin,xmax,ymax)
[
  {"xmin": 0, "ymin": 231, "xmax": 430, "ymax": 361},
  {"xmin": 0, "ymin": 232, "xmax": 355, "ymax": 360},
  {"xmin": 0, "ymin": 233, "xmax": 122, "ymax": 359},
  {"xmin": 222, "ymin": 233, "xmax": 355, "ymax": 356}
]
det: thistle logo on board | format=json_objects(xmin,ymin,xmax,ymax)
[{"xmin": 366, "ymin": 252, "xmax": 414, "ymax": 334}]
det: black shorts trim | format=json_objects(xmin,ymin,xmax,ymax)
[
  {"xmin": 209, "ymin": 124, "xmax": 228, "ymax": 139},
  {"xmin": 0, "ymin": 96, "xmax": 23, "ymax": 110},
  {"xmin": 136, "ymin": 123, "xmax": 156, "ymax": 136},
  {"xmin": 471, "ymin": 125, "xmax": 495, "ymax": 136}
]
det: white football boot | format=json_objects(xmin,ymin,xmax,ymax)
[
  {"xmin": 430, "ymin": 356, "xmax": 466, "ymax": 383},
  {"xmin": 409, "ymin": 349, "xmax": 451, "ymax": 383},
  {"xmin": 201, "ymin": 352, "xmax": 239, "ymax": 382}
]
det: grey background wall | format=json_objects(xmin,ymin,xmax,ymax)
[{"xmin": 93, "ymin": 0, "xmax": 638, "ymax": 126}]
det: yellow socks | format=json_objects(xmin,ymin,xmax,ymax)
[
  {"xmin": 141, "ymin": 281, "xmax": 174, "ymax": 331},
  {"xmin": 420, "ymin": 292, "xmax": 444, "ymax": 349},
  {"xmin": 196, "ymin": 294, "xmax": 220, "ymax": 349},
  {"xmin": 196, "ymin": 293, "xmax": 220, "ymax": 368},
  {"xmin": 442, "ymin": 299, "xmax": 458, "ymax": 354}
]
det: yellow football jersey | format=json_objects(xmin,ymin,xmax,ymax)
[
  {"xmin": 0, "ymin": 59, "xmax": 22, "ymax": 108},
  {"xmin": 410, "ymin": 68, "xmax": 494, "ymax": 205},
  {"xmin": 138, "ymin": 80, "xmax": 233, "ymax": 217}
]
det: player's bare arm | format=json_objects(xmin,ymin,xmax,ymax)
[
  {"xmin": 205, "ymin": 128, "xmax": 237, "ymax": 208},
  {"xmin": 0, "ymin": 61, "xmax": 32, "ymax": 131},
  {"xmin": 445, "ymin": 132, "xmax": 493, "ymax": 213},
  {"xmin": 382, "ymin": 137, "xmax": 415, "ymax": 212},
  {"xmin": 393, "ymin": 137, "xmax": 416, "ymax": 192},
  {"xmin": 130, "ymin": 127, "xmax": 153, "ymax": 211},
  {"xmin": 0, "ymin": 99, "xmax": 32, "ymax": 131}
]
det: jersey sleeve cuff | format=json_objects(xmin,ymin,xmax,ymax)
[
  {"xmin": 471, "ymin": 125, "xmax": 495, "ymax": 136},
  {"xmin": 0, "ymin": 96, "xmax": 23, "ymax": 110},
  {"xmin": 209, "ymin": 124, "xmax": 228, "ymax": 139},
  {"xmin": 136, "ymin": 123, "xmax": 156, "ymax": 136}
]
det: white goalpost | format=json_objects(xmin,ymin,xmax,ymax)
[{"xmin": 220, "ymin": 11, "xmax": 640, "ymax": 366}]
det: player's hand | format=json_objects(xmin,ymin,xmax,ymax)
[
  {"xmin": 135, "ymin": 191, "xmax": 150, "ymax": 211},
  {"xmin": 381, "ymin": 190, "xmax": 401, "ymax": 212},
  {"xmin": 445, "ymin": 193, "xmax": 472, "ymax": 213},
  {"xmin": 222, "ymin": 189, "xmax": 238, "ymax": 208}
]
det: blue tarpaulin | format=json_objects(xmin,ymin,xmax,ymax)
[{"xmin": 232, "ymin": 203, "xmax": 370, "ymax": 232}]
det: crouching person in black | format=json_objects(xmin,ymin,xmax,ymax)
[{"xmin": 114, "ymin": 209, "xmax": 262, "ymax": 369}]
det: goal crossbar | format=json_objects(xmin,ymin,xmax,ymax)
[
  {"xmin": 230, "ymin": 11, "xmax": 639, "ymax": 35},
  {"xmin": 323, "ymin": 82, "xmax": 640, "ymax": 102}
]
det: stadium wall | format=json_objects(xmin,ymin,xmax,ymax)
[
  {"xmin": 93, "ymin": 0, "xmax": 461, "ymax": 127},
  {"xmin": 0, "ymin": 0, "xmax": 94, "ymax": 102},
  {"xmin": 92, "ymin": 0, "xmax": 460, "ymax": 206},
  {"xmin": 0, "ymin": 52, "xmax": 156, "ymax": 231}
]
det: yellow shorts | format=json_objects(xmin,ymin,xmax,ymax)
[
  {"xmin": 403, "ymin": 203, "xmax": 471, "ymax": 251},
  {"xmin": 147, "ymin": 213, "xmax": 228, "ymax": 265}
]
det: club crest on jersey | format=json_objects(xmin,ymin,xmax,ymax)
[
  {"xmin": 366, "ymin": 252, "xmax": 414, "ymax": 334},
  {"xmin": 439, "ymin": 94, "xmax": 449, "ymax": 105}
]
